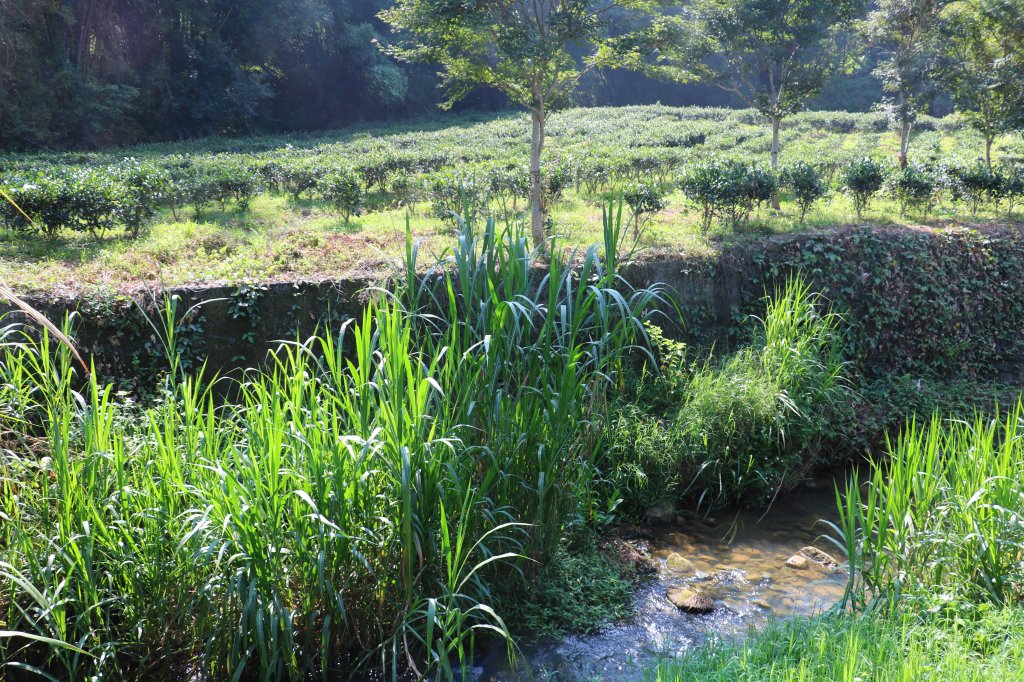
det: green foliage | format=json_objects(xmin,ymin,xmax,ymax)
[
  {"xmin": 623, "ymin": 181, "xmax": 669, "ymax": 235},
  {"xmin": 678, "ymin": 160, "xmax": 777, "ymax": 234},
  {"xmin": 937, "ymin": 1, "xmax": 1024, "ymax": 166},
  {"xmin": 782, "ymin": 161, "xmax": 828, "ymax": 222},
  {"xmin": 841, "ymin": 157, "xmax": 887, "ymax": 218},
  {"xmin": 887, "ymin": 163, "xmax": 939, "ymax": 216},
  {"xmin": 832, "ymin": 401, "xmax": 1024, "ymax": 616},
  {"xmin": 429, "ymin": 169, "xmax": 491, "ymax": 225},
  {"xmin": 947, "ymin": 162, "xmax": 1004, "ymax": 216},
  {"xmin": 317, "ymin": 166, "xmax": 364, "ymax": 223},
  {"xmin": 0, "ymin": 206, "xmax": 667, "ymax": 680},
  {"xmin": 505, "ymin": 537, "xmax": 636, "ymax": 640},
  {"xmin": 645, "ymin": 607, "xmax": 1024, "ymax": 681},
  {"xmin": 608, "ymin": 276, "xmax": 852, "ymax": 514},
  {"xmin": 633, "ymin": 0, "xmax": 865, "ymax": 169},
  {"xmin": 864, "ymin": 0, "xmax": 952, "ymax": 165}
]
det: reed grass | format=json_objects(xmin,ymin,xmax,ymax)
[
  {"xmin": 0, "ymin": 205, "xmax": 667, "ymax": 680},
  {"xmin": 828, "ymin": 402, "xmax": 1024, "ymax": 612}
]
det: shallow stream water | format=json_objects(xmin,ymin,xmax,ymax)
[{"xmin": 482, "ymin": 480, "xmax": 849, "ymax": 681}]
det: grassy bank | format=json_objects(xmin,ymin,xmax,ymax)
[
  {"xmin": 0, "ymin": 212, "xmax": 667, "ymax": 680},
  {"xmin": 645, "ymin": 608, "xmax": 1024, "ymax": 681},
  {"xmin": 646, "ymin": 398, "xmax": 1024, "ymax": 681}
]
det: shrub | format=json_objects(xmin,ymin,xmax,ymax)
[
  {"xmin": 888, "ymin": 164, "xmax": 939, "ymax": 218},
  {"xmin": 841, "ymin": 158, "xmax": 886, "ymax": 219},
  {"xmin": 207, "ymin": 158, "xmax": 264, "ymax": 211},
  {"xmin": 429, "ymin": 168, "xmax": 490, "ymax": 225},
  {"xmin": 317, "ymin": 167, "xmax": 363, "ymax": 223},
  {"xmin": 679, "ymin": 161, "xmax": 761, "ymax": 234},
  {"xmin": 115, "ymin": 160, "xmax": 171, "ymax": 236},
  {"xmin": 782, "ymin": 161, "xmax": 828, "ymax": 223},
  {"xmin": 280, "ymin": 160, "xmax": 325, "ymax": 200},
  {"xmin": 1003, "ymin": 165, "xmax": 1024, "ymax": 214},
  {"xmin": 623, "ymin": 181, "xmax": 668, "ymax": 236},
  {"xmin": 947, "ymin": 163, "xmax": 1003, "ymax": 216},
  {"xmin": 486, "ymin": 164, "xmax": 529, "ymax": 221}
]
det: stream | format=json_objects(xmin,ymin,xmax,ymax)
[{"xmin": 482, "ymin": 479, "xmax": 849, "ymax": 681}]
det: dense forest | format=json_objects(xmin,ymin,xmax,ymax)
[{"xmin": 0, "ymin": 0, "xmax": 890, "ymax": 149}]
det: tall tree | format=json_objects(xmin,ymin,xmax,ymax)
[
  {"xmin": 937, "ymin": 1, "xmax": 1024, "ymax": 167},
  {"xmin": 629, "ymin": 0, "xmax": 864, "ymax": 205},
  {"xmin": 380, "ymin": 0, "xmax": 651, "ymax": 248},
  {"xmin": 863, "ymin": 0, "xmax": 952, "ymax": 168}
]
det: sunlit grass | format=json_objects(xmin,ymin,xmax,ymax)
[{"xmin": 645, "ymin": 608, "xmax": 1024, "ymax": 681}]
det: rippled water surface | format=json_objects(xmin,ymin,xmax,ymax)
[{"xmin": 485, "ymin": 481, "xmax": 848, "ymax": 681}]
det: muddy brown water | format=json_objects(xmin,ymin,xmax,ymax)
[{"xmin": 482, "ymin": 481, "xmax": 849, "ymax": 681}]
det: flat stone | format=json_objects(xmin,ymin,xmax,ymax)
[
  {"xmin": 799, "ymin": 546, "xmax": 840, "ymax": 569},
  {"xmin": 667, "ymin": 587, "xmax": 715, "ymax": 614},
  {"xmin": 752, "ymin": 599, "xmax": 774, "ymax": 612},
  {"xmin": 665, "ymin": 552, "xmax": 696, "ymax": 575},
  {"xmin": 785, "ymin": 555, "xmax": 809, "ymax": 570}
]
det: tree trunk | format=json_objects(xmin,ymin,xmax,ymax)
[
  {"xmin": 770, "ymin": 115, "xmax": 781, "ymax": 210},
  {"xmin": 985, "ymin": 135, "xmax": 994, "ymax": 170},
  {"xmin": 529, "ymin": 105, "xmax": 546, "ymax": 251},
  {"xmin": 899, "ymin": 121, "xmax": 912, "ymax": 169}
]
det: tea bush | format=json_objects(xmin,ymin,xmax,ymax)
[
  {"xmin": 782, "ymin": 161, "xmax": 828, "ymax": 223},
  {"xmin": 888, "ymin": 164, "xmax": 940, "ymax": 217},
  {"xmin": 841, "ymin": 157, "xmax": 887, "ymax": 218},
  {"xmin": 317, "ymin": 166, "xmax": 363, "ymax": 223}
]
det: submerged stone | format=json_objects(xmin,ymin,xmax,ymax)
[
  {"xmin": 785, "ymin": 555, "xmax": 809, "ymax": 570},
  {"xmin": 799, "ymin": 546, "xmax": 840, "ymax": 569}
]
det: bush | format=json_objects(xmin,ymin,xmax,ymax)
[
  {"xmin": 947, "ymin": 163, "xmax": 1004, "ymax": 216},
  {"xmin": 429, "ymin": 168, "xmax": 490, "ymax": 225},
  {"xmin": 207, "ymin": 157, "xmax": 264, "ymax": 211},
  {"xmin": 1004, "ymin": 165, "xmax": 1024, "ymax": 214},
  {"xmin": 679, "ymin": 161, "xmax": 773, "ymax": 234},
  {"xmin": 486, "ymin": 164, "xmax": 529, "ymax": 221},
  {"xmin": 841, "ymin": 158, "xmax": 886, "ymax": 219},
  {"xmin": 623, "ymin": 181, "xmax": 668, "ymax": 236},
  {"xmin": 887, "ymin": 164, "xmax": 939, "ymax": 218},
  {"xmin": 317, "ymin": 167, "xmax": 363, "ymax": 223},
  {"xmin": 782, "ymin": 161, "xmax": 827, "ymax": 223},
  {"xmin": 280, "ymin": 160, "xmax": 325, "ymax": 200}
]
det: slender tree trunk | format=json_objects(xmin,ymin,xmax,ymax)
[
  {"xmin": 985, "ymin": 135, "xmax": 994, "ymax": 170},
  {"xmin": 899, "ymin": 121, "xmax": 912, "ymax": 169},
  {"xmin": 529, "ymin": 103, "xmax": 546, "ymax": 250},
  {"xmin": 770, "ymin": 115, "xmax": 781, "ymax": 210}
]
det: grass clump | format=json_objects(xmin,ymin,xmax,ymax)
[
  {"xmin": 833, "ymin": 400, "xmax": 1024, "ymax": 611},
  {"xmin": 608, "ymin": 275, "xmax": 852, "ymax": 515},
  {"xmin": 505, "ymin": 536, "xmax": 636, "ymax": 641},
  {"xmin": 645, "ymin": 606, "xmax": 1024, "ymax": 681}
]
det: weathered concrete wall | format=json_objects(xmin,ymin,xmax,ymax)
[{"xmin": 7, "ymin": 225, "xmax": 1024, "ymax": 388}]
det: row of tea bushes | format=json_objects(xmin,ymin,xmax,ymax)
[{"xmin": 3, "ymin": 148, "xmax": 1023, "ymax": 238}]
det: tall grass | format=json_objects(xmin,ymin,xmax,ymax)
[
  {"xmin": 829, "ymin": 402, "xmax": 1024, "ymax": 612},
  {"xmin": 0, "ymin": 206, "xmax": 667, "ymax": 679},
  {"xmin": 608, "ymin": 275, "xmax": 851, "ymax": 514},
  {"xmin": 644, "ymin": 607, "xmax": 1024, "ymax": 681}
]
